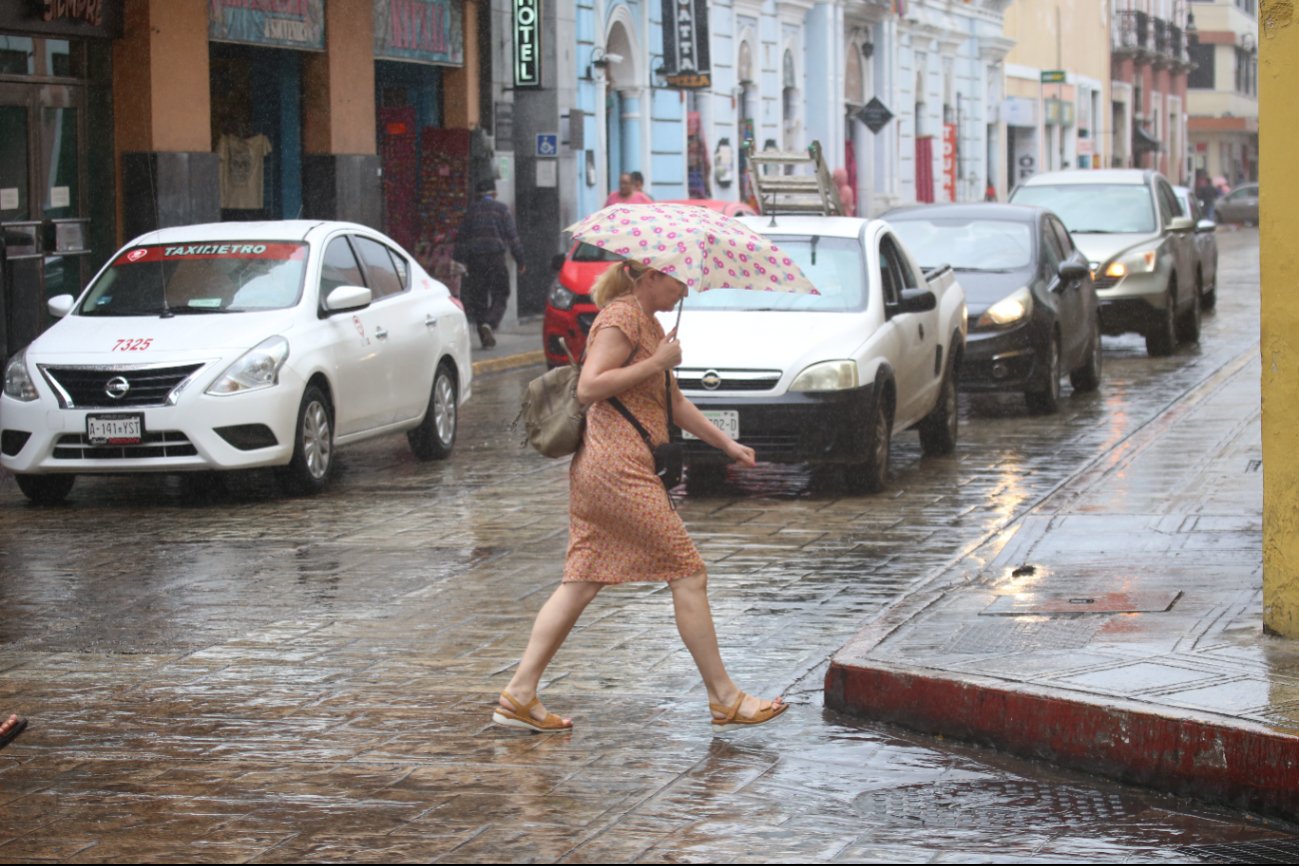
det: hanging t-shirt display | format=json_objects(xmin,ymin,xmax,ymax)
[{"xmin": 219, "ymin": 133, "xmax": 273, "ymax": 210}]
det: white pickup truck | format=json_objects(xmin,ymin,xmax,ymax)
[{"xmin": 670, "ymin": 215, "xmax": 967, "ymax": 493}]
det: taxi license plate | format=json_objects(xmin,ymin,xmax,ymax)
[
  {"xmin": 87, "ymin": 413, "xmax": 143, "ymax": 445},
  {"xmin": 684, "ymin": 410, "xmax": 739, "ymax": 440}
]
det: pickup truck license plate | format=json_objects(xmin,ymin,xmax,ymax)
[
  {"xmin": 87, "ymin": 413, "xmax": 143, "ymax": 445},
  {"xmin": 684, "ymin": 410, "xmax": 739, "ymax": 440}
]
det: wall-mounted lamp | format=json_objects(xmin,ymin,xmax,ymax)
[
  {"xmin": 1185, "ymin": 10, "xmax": 1199, "ymax": 46},
  {"xmin": 584, "ymin": 47, "xmax": 624, "ymax": 80},
  {"xmin": 1240, "ymin": 33, "xmax": 1256, "ymax": 53},
  {"xmin": 860, "ymin": 40, "xmax": 874, "ymax": 60}
]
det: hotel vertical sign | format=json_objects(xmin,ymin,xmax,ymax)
[
  {"xmin": 513, "ymin": 0, "xmax": 541, "ymax": 88},
  {"xmin": 661, "ymin": 0, "xmax": 711, "ymax": 89}
]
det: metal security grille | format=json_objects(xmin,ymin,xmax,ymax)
[
  {"xmin": 52, "ymin": 431, "xmax": 197, "ymax": 460},
  {"xmin": 40, "ymin": 364, "xmax": 205, "ymax": 408},
  {"xmin": 1175, "ymin": 841, "xmax": 1299, "ymax": 864}
]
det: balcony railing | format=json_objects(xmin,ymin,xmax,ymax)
[{"xmin": 1114, "ymin": 10, "xmax": 1189, "ymax": 66}]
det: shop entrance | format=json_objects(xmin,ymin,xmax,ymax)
[{"xmin": 0, "ymin": 80, "xmax": 88, "ymax": 359}]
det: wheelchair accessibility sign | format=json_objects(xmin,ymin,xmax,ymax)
[{"xmin": 535, "ymin": 134, "xmax": 558, "ymax": 156}]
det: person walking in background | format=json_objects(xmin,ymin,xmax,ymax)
[
  {"xmin": 604, "ymin": 172, "xmax": 653, "ymax": 207},
  {"xmin": 491, "ymin": 259, "xmax": 788, "ymax": 735},
  {"xmin": 1195, "ymin": 171, "xmax": 1219, "ymax": 221},
  {"xmin": 454, "ymin": 179, "xmax": 526, "ymax": 349}
]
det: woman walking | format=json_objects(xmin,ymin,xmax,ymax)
[{"xmin": 493, "ymin": 260, "xmax": 787, "ymax": 733}]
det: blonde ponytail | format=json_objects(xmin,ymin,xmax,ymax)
[{"xmin": 591, "ymin": 259, "xmax": 648, "ymax": 308}]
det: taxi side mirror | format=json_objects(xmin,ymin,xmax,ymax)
[
  {"xmin": 323, "ymin": 285, "xmax": 372, "ymax": 314},
  {"xmin": 47, "ymin": 294, "xmax": 75, "ymax": 318}
]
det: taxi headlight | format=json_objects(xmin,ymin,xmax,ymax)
[
  {"xmin": 548, "ymin": 281, "xmax": 576, "ymax": 311},
  {"xmin": 3, "ymin": 350, "xmax": 38, "ymax": 401},
  {"xmin": 978, "ymin": 288, "xmax": 1033, "ymax": 327},
  {"xmin": 207, "ymin": 336, "xmax": 289, "ymax": 395},
  {"xmin": 790, "ymin": 360, "xmax": 858, "ymax": 392}
]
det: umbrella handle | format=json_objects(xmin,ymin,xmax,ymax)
[{"xmin": 672, "ymin": 296, "xmax": 684, "ymax": 336}]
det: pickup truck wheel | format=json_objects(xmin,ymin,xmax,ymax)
[
  {"xmin": 845, "ymin": 395, "xmax": 891, "ymax": 494},
  {"xmin": 278, "ymin": 385, "xmax": 334, "ymax": 495},
  {"xmin": 1145, "ymin": 282, "xmax": 1177, "ymax": 357},
  {"xmin": 1069, "ymin": 315, "xmax": 1103, "ymax": 393},
  {"xmin": 685, "ymin": 463, "xmax": 726, "ymax": 495},
  {"xmin": 1176, "ymin": 273, "xmax": 1202, "ymax": 344},
  {"xmin": 14, "ymin": 474, "xmax": 74, "ymax": 505},
  {"xmin": 1025, "ymin": 333, "xmax": 1062, "ymax": 414},
  {"xmin": 918, "ymin": 356, "xmax": 958, "ymax": 456},
  {"xmin": 408, "ymin": 363, "xmax": 457, "ymax": 461}
]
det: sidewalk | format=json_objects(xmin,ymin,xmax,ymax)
[
  {"xmin": 826, "ymin": 346, "xmax": 1299, "ymax": 822},
  {"xmin": 468, "ymin": 316, "xmax": 546, "ymax": 376}
]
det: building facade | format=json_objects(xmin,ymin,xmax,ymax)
[
  {"xmin": 1000, "ymin": 0, "xmax": 1113, "ymax": 194},
  {"xmin": 1185, "ymin": 0, "xmax": 1258, "ymax": 187},
  {"xmin": 1109, "ymin": 0, "xmax": 1196, "ymax": 184}
]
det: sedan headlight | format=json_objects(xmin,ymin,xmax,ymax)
[
  {"xmin": 3, "ymin": 349, "xmax": 38, "ymax": 401},
  {"xmin": 978, "ymin": 288, "xmax": 1033, "ymax": 328},
  {"xmin": 789, "ymin": 360, "xmax": 859, "ymax": 392},
  {"xmin": 1103, "ymin": 248, "xmax": 1159, "ymax": 279},
  {"xmin": 206, "ymin": 336, "xmax": 290, "ymax": 396},
  {"xmin": 548, "ymin": 281, "xmax": 576, "ymax": 311}
]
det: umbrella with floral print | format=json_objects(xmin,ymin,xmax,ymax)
[{"xmin": 565, "ymin": 202, "xmax": 819, "ymax": 295}]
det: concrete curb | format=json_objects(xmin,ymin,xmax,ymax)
[
  {"xmin": 471, "ymin": 350, "xmax": 545, "ymax": 376},
  {"xmin": 824, "ymin": 660, "xmax": 1299, "ymax": 823}
]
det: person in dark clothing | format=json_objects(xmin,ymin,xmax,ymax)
[{"xmin": 454, "ymin": 179, "xmax": 526, "ymax": 348}]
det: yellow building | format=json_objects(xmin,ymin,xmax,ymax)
[{"xmin": 998, "ymin": 0, "xmax": 1113, "ymax": 196}]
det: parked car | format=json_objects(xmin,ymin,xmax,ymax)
[
  {"xmin": 1010, "ymin": 169, "xmax": 1199, "ymax": 357},
  {"xmin": 1, "ymin": 220, "xmax": 472, "ymax": 504},
  {"xmin": 884, "ymin": 203, "xmax": 1101, "ymax": 414},
  {"xmin": 668, "ymin": 215, "xmax": 967, "ymax": 494},
  {"xmin": 543, "ymin": 199, "xmax": 757, "ymax": 367},
  {"xmin": 1173, "ymin": 185, "xmax": 1219, "ymax": 311},
  {"xmin": 1214, "ymin": 182, "xmax": 1259, "ymax": 226}
]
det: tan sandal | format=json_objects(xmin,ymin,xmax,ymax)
[
  {"xmin": 491, "ymin": 690, "xmax": 572, "ymax": 733},
  {"xmin": 709, "ymin": 691, "xmax": 788, "ymax": 732}
]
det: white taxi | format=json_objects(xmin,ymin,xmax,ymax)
[{"xmin": 1, "ymin": 221, "xmax": 472, "ymax": 503}]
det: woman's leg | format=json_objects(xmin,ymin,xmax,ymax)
[
  {"xmin": 669, "ymin": 571, "xmax": 783, "ymax": 720},
  {"xmin": 501, "ymin": 580, "xmax": 604, "ymax": 723}
]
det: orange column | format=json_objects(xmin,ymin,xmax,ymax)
[
  {"xmin": 443, "ymin": 0, "xmax": 481, "ymax": 129},
  {"xmin": 302, "ymin": 0, "xmax": 377, "ymax": 156}
]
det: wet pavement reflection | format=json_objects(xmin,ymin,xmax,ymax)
[{"xmin": 1, "ymin": 229, "xmax": 1295, "ymax": 862}]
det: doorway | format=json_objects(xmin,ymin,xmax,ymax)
[{"xmin": 0, "ymin": 80, "xmax": 87, "ymax": 358}]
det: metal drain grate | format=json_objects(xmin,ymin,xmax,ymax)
[
  {"xmin": 943, "ymin": 618, "xmax": 1102, "ymax": 654},
  {"xmin": 853, "ymin": 780, "xmax": 1131, "ymax": 830},
  {"xmin": 1176, "ymin": 840, "xmax": 1299, "ymax": 864}
]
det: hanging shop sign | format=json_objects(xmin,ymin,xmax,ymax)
[
  {"xmin": 513, "ymin": 0, "xmax": 541, "ymax": 88},
  {"xmin": 942, "ymin": 123, "xmax": 957, "ymax": 202},
  {"xmin": 660, "ymin": 0, "xmax": 711, "ymax": 89},
  {"xmin": 374, "ymin": 0, "xmax": 464, "ymax": 66},
  {"xmin": 856, "ymin": 97, "xmax": 894, "ymax": 134},
  {"xmin": 0, "ymin": 0, "xmax": 123, "ymax": 39},
  {"xmin": 209, "ymin": 0, "xmax": 326, "ymax": 52}
]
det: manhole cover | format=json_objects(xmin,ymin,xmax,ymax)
[
  {"xmin": 1176, "ymin": 840, "xmax": 1299, "ymax": 864},
  {"xmin": 981, "ymin": 591, "xmax": 1181, "ymax": 615},
  {"xmin": 853, "ymin": 780, "xmax": 1131, "ymax": 830},
  {"xmin": 944, "ymin": 618, "xmax": 1102, "ymax": 654}
]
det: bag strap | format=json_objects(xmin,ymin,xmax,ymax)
[{"xmin": 608, "ymin": 370, "xmax": 673, "ymax": 447}]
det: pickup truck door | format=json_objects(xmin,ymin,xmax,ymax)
[{"xmin": 879, "ymin": 233, "xmax": 941, "ymax": 427}]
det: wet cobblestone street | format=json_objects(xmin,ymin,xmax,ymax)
[{"xmin": 1, "ymin": 229, "xmax": 1296, "ymax": 862}]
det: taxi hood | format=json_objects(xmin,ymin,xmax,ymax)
[{"xmin": 27, "ymin": 308, "xmax": 301, "ymax": 360}]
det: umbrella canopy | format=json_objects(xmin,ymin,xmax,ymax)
[{"xmin": 565, "ymin": 203, "xmax": 818, "ymax": 294}]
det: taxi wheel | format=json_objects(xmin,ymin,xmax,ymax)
[
  {"xmin": 14, "ymin": 474, "xmax": 74, "ymax": 505},
  {"xmin": 280, "ymin": 385, "xmax": 334, "ymax": 495},
  {"xmin": 408, "ymin": 363, "xmax": 457, "ymax": 461}
]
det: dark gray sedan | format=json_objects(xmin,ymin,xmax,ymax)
[
  {"xmin": 885, "ymin": 203, "xmax": 1101, "ymax": 414},
  {"xmin": 1215, "ymin": 183, "xmax": 1259, "ymax": 226}
]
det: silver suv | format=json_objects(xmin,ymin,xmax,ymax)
[{"xmin": 1010, "ymin": 169, "xmax": 1198, "ymax": 356}]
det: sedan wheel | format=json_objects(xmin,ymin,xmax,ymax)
[
  {"xmin": 1069, "ymin": 315, "xmax": 1103, "ymax": 393},
  {"xmin": 1145, "ymin": 283, "xmax": 1178, "ymax": 357},
  {"xmin": 279, "ymin": 385, "xmax": 334, "ymax": 495},
  {"xmin": 1025, "ymin": 334, "xmax": 1062, "ymax": 414},
  {"xmin": 408, "ymin": 364, "xmax": 458, "ymax": 461},
  {"xmin": 15, "ymin": 474, "xmax": 74, "ymax": 505},
  {"xmin": 1176, "ymin": 273, "xmax": 1202, "ymax": 344}
]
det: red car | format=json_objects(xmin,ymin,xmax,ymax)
[{"xmin": 542, "ymin": 199, "xmax": 757, "ymax": 367}]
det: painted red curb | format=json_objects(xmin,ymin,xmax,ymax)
[{"xmin": 825, "ymin": 661, "xmax": 1299, "ymax": 822}]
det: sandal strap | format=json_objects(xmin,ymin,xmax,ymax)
[
  {"xmin": 709, "ymin": 691, "xmax": 747, "ymax": 724},
  {"xmin": 499, "ymin": 690, "xmax": 540, "ymax": 715}
]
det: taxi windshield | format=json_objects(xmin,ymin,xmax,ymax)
[
  {"xmin": 681, "ymin": 235, "xmax": 865, "ymax": 312},
  {"xmin": 79, "ymin": 242, "xmax": 308, "ymax": 316}
]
